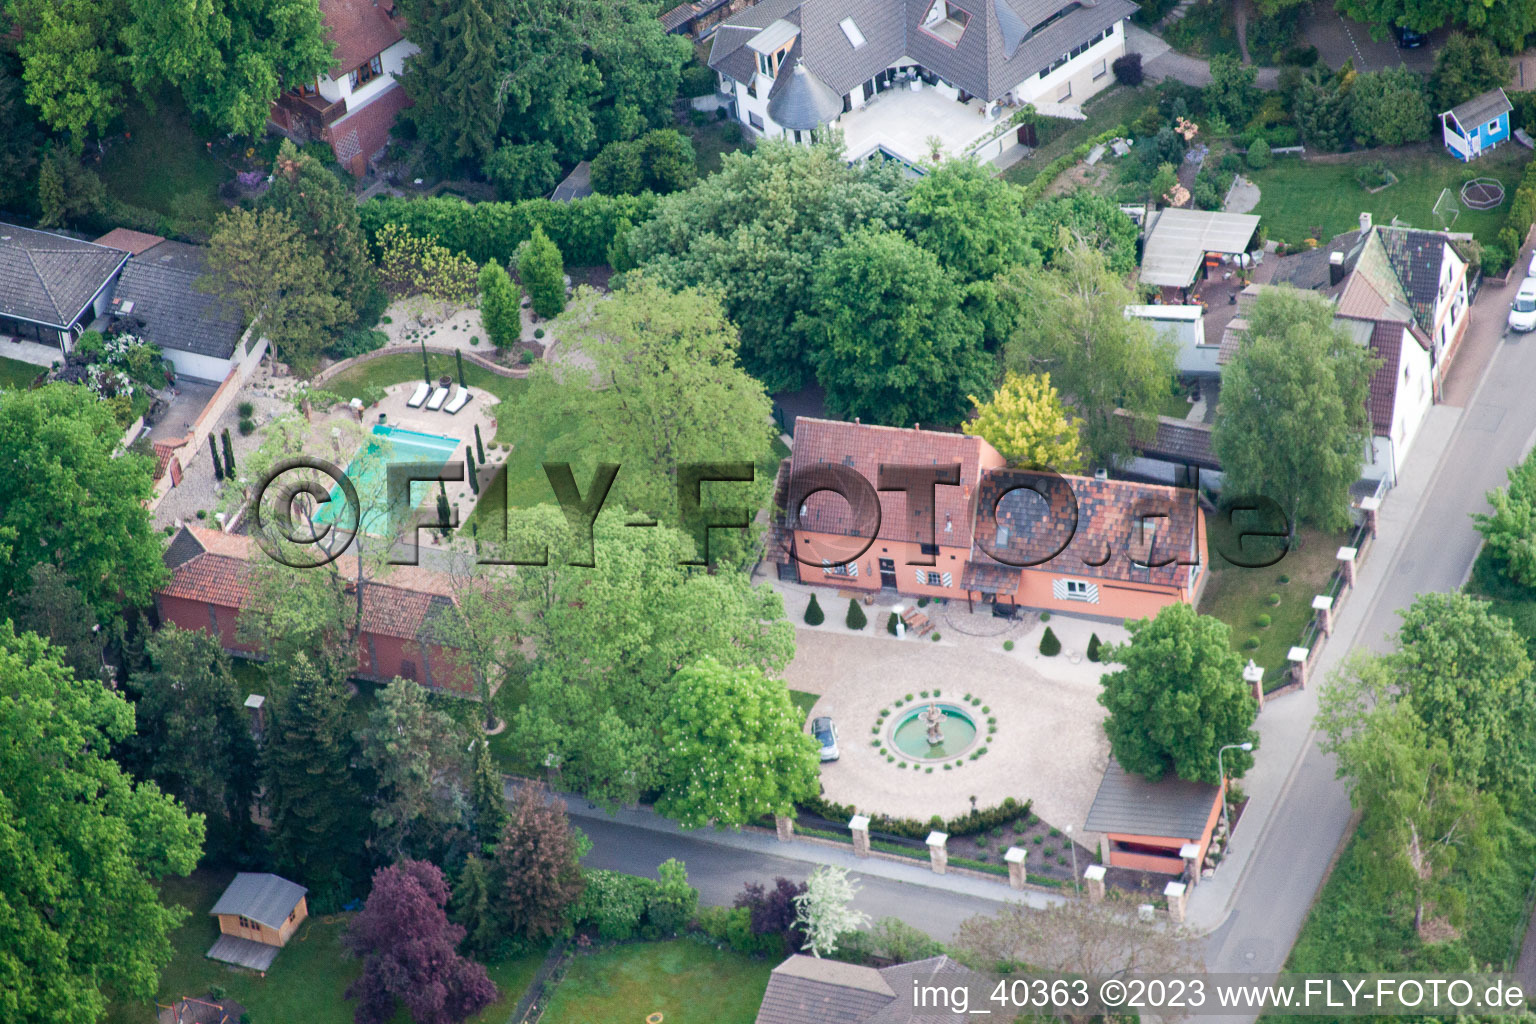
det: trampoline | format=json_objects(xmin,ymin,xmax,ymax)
[{"xmin": 1460, "ymin": 177, "xmax": 1505, "ymax": 210}]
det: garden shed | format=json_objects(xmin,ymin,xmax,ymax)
[
  {"xmin": 1083, "ymin": 760, "xmax": 1223, "ymax": 875},
  {"xmin": 205, "ymin": 873, "xmax": 309, "ymax": 972},
  {"xmin": 1441, "ymin": 87, "xmax": 1512, "ymax": 162}
]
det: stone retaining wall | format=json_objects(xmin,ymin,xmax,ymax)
[{"xmin": 313, "ymin": 343, "xmax": 530, "ymax": 385}]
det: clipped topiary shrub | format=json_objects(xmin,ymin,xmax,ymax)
[
  {"xmin": 846, "ymin": 598, "xmax": 867, "ymax": 630},
  {"xmin": 804, "ymin": 593, "xmax": 824, "ymax": 626},
  {"xmin": 1039, "ymin": 627, "xmax": 1061, "ymax": 656},
  {"xmin": 1243, "ymin": 636, "xmax": 1261, "ymax": 650},
  {"xmin": 887, "ymin": 612, "xmax": 900, "ymax": 635},
  {"xmin": 1256, "ymin": 613, "xmax": 1272, "ymax": 628},
  {"xmin": 1039, "ymin": 611, "xmax": 1051, "ymax": 622},
  {"xmin": 931, "ymin": 633, "xmax": 941, "ymax": 642},
  {"xmin": 1267, "ymin": 592, "xmax": 1282, "ymax": 606},
  {"xmin": 1003, "ymin": 640, "xmax": 1014, "ymax": 651},
  {"xmin": 1086, "ymin": 633, "xmax": 1102, "ymax": 662}
]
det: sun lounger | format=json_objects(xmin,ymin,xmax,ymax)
[
  {"xmin": 426, "ymin": 386, "xmax": 449, "ymax": 411},
  {"xmin": 406, "ymin": 381, "xmax": 431, "ymax": 408},
  {"xmin": 444, "ymin": 386, "xmax": 472, "ymax": 415}
]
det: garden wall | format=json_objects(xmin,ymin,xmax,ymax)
[{"xmin": 312, "ymin": 343, "xmax": 531, "ymax": 385}]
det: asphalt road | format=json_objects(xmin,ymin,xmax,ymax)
[{"xmin": 1202, "ymin": 277, "xmax": 1536, "ymax": 1017}]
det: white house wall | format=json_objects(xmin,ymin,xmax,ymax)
[
  {"xmin": 1012, "ymin": 21, "xmax": 1124, "ymax": 107},
  {"xmin": 316, "ymin": 39, "xmax": 417, "ymax": 110},
  {"xmin": 1389, "ymin": 330, "xmax": 1434, "ymax": 479}
]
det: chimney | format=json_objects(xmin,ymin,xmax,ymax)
[
  {"xmin": 1328, "ymin": 250, "xmax": 1345, "ymax": 287},
  {"xmin": 1359, "ymin": 211, "xmax": 1372, "ymax": 234},
  {"xmin": 244, "ymin": 694, "xmax": 266, "ymax": 738}
]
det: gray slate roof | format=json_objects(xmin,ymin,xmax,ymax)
[
  {"xmin": 755, "ymin": 955, "xmax": 978, "ymax": 1024},
  {"xmin": 1083, "ymin": 760, "xmax": 1222, "ymax": 840},
  {"xmin": 1116, "ymin": 410, "xmax": 1220, "ymax": 470},
  {"xmin": 710, "ymin": 0, "xmax": 1136, "ymax": 111},
  {"xmin": 0, "ymin": 223, "xmax": 129, "ymax": 329},
  {"xmin": 115, "ymin": 241, "xmax": 244, "ymax": 360},
  {"xmin": 770, "ymin": 61, "xmax": 846, "ymax": 129},
  {"xmin": 209, "ymin": 873, "xmax": 307, "ymax": 930},
  {"xmin": 1446, "ymin": 87, "xmax": 1511, "ymax": 128}
]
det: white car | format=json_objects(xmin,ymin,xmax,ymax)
[
  {"xmin": 812, "ymin": 716, "xmax": 840, "ymax": 762},
  {"xmin": 1510, "ymin": 277, "xmax": 1536, "ymax": 333}
]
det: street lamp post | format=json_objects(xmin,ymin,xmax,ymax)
[
  {"xmin": 1217, "ymin": 742, "xmax": 1253, "ymax": 839},
  {"xmin": 1065, "ymin": 823, "xmax": 1079, "ymax": 895}
]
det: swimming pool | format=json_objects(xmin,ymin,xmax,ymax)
[{"xmin": 314, "ymin": 424, "xmax": 463, "ymax": 528}]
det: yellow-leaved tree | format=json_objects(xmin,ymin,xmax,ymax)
[{"xmin": 964, "ymin": 371, "xmax": 1084, "ymax": 473}]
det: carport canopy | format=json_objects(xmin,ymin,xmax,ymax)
[{"xmin": 1140, "ymin": 208, "xmax": 1262, "ymax": 289}]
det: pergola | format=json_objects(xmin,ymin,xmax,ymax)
[{"xmin": 1140, "ymin": 208, "xmax": 1262, "ymax": 290}]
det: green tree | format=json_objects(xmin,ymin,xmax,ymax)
[
  {"xmin": 122, "ymin": 0, "xmax": 332, "ymax": 137},
  {"xmin": 1473, "ymin": 449, "xmax": 1536, "ymax": 587},
  {"xmin": 1335, "ymin": 0, "xmax": 1536, "ymax": 52},
  {"xmin": 1350, "ymin": 67, "xmax": 1432, "ymax": 148},
  {"xmin": 1212, "ymin": 287, "xmax": 1377, "ymax": 541},
  {"xmin": 518, "ymin": 225, "xmax": 566, "ymax": 319},
  {"xmin": 1022, "ymin": 191, "xmax": 1139, "ymax": 274},
  {"xmin": 793, "ymin": 865, "xmax": 870, "ymax": 958},
  {"xmin": 1205, "ymin": 54, "xmax": 1260, "ymax": 126},
  {"xmin": 202, "ymin": 207, "xmax": 350, "ymax": 373},
  {"xmin": 1430, "ymin": 33, "xmax": 1511, "ymax": 112},
  {"xmin": 357, "ymin": 677, "xmax": 472, "ymax": 861},
  {"xmin": 1099, "ymin": 603, "xmax": 1258, "ymax": 783},
  {"xmin": 375, "ymin": 222, "xmax": 482, "ymax": 319},
  {"xmin": 478, "ymin": 259, "xmax": 522, "ymax": 348},
  {"xmin": 483, "ymin": 140, "xmax": 561, "ymax": 200},
  {"xmin": 627, "ymin": 140, "xmax": 907, "ymax": 391},
  {"xmin": 802, "ymin": 229, "xmax": 991, "ymax": 428},
  {"xmin": 486, "ymin": 507, "xmax": 794, "ymax": 808},
  {"xmin": 264, "ymin": 653, "xmax": 371, "ymax": 904},
  {"xmin": 1318, "ymin": 652, "xmax": 1504, "ymax": 936},
  {"xmin": 846, "ymin": 598, "xmax": 867, "ymax": 630},
  {"xmin": 9, "ymin": 0, "xmax": 130, "ymax": 140},
  {"xmin": 655, "ymin": 657, "xmax": 821, "ymax": 828},
  {"xmin": 396, "ymin": 0, "xmax": 506, "ymax": 171},
  {"xmin": 262, "ymin": 139, "xmax": 378, "ymax": 322},
  {"xmin": 513, "ymin": 277, "xmax": 775, "ymax": 565},
  {"xmin": 236, "ymin": 558, "xmax": 361, "ymax": 686},
  {"xmin": 0, "ymin": 383, "xmax": 166, "ymax": 621},
  {"xmin": 640, "ymin": 128, "xmax": 698, "ymax": 193},
  {"xmin": 0, "ymin": 622, "xmax": 204, "ymax": 1024},
  {"xmin": 963, "ymin": 371, "xmax": 1084, "ymax": 472},
  {"xmin": 470, "ymin": 739, "xmax": 508, "ymax": 851},
  {"xmin": 1001, "ymin": 243, "xmax": 1177, "ymax": 468},
  {"xmin": 12, "ymin": 564, "xmax": 106, "ymax": 685},
  {"xmin": 906, "ymin": 158, "xmax": 1037, "ymax": 284},
  {"xmin": 1393, "ymin": 592, "xmax": 1536, "ymax": 797},
  {"xmin": 450, "ymin": 852, "xmax": 501, "ymax": 956},
  {"xmin": 0, "ymin": 54, "xmax": 43, "ymax": 213},
  {"xmin": 122, "ymin": 626, "xmax": 259, "ymax": 859},
  {"xmin": 1292, "ymin": 66, "xmax": 1351, "ymax": 152}
]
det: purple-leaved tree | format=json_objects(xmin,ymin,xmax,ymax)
[{"xmin": 343, "ymin": 860, "xmax": 498, "ymax": 1024}]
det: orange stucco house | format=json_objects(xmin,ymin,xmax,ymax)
[{"xmin": 772, "ymin": 418, "xmax": 1207, "ymax": 622}]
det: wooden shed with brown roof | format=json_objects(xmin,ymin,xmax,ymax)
[{"xmin": 755, "ymin": 954, "xmax": 979, "ymax": 1024}]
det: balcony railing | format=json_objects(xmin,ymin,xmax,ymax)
[{"xmin": 275, "ymin": 90, "xmax": 346, "ymax": 130}]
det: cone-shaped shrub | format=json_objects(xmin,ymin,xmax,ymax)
[
  {"xmin": 805, "ymin": 593, "xmax": 824, "ymax": 626},
  {"xmin": 1039, "ymin": 626, "xmax": 1061, "ymax": 656},
  {"xmin": 887, "ymin": 612, "xmax": 900, "ymax": 635},
  {"xmin": 1086, "ymin": 633, "xmax": 1101, "ymax": 662},
  {"xmin": 846, "ymin": 599, "xmax": 867, "ymax": 630}
]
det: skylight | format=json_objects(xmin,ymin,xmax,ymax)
[{"xmin": 840, "ymin": 17, "xmax": 866, "ymax": 48}]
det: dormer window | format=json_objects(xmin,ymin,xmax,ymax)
[
  {"xmin": 920, "ymin": 0, "xmax": 972, "ymax": 46},
  {"xmin": 749, "ymin": 19, "xmax": 798, "ymax": 79}
]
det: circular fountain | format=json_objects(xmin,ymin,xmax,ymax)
[{"xmin": 889, "ymin": 702, "xmax": 978, "ymax": 761}]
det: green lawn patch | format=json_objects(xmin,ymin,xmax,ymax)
[
  {"xmin": 683, "ymin": 117, "xmax": 752, "ymax": 178},
  {"xmin": 1197, "ymin": 518, "xmax": 1343, "ymax": 686},
  {"xmin": 789, "ymin": 689, "xmax": 820, "ymax": 719},
  {"xmin": 541, "ymin": 939, "xmax": 773, "ymax": 1024},
  {"xmin": 0, "ymin": 356, "xmax": 44, "ymax": 390},
  {"xmin": 322, "ymin": 351, "xmax": 529, "ymax": 447},
  {"xmin": 1248, "ymin": 145, "xmax": 1528, "ymax": 249},
  {"xmin": 107, "ymin": 869, "xmax": 544, "ymax": 1024},
  {"xmin": 98, "ymin": 93, "xmax": 230, "ymax": 233},
  {"xmin": 1001, "ymin": 86, "xmax": 1154, "ymax": 189}
]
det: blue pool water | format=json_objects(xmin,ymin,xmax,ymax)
[{"xmin": 314, "ymin": 424, "xmax": 463, "ymax": 528}]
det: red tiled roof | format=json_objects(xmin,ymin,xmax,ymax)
[
  {"xmin": 94, "ymin": 228, "xmax": 165, "ymax": 255},
  {"xmin": 158, "ymin": 526, "xmax": 459, "ymax": 644},
  {"xmin": 968, "ymin": 471, "xmax": 1200, "ymax": 589},
  {"xmin": 320, "ymin": 0, "xmax": 404, "ymax": 74},
  {"xmin": 152, "ymin": 440, "xmax": 184, "ymax": 482},
  {"xmin": 787, "ymin": 418, "xmax": 1000, "ymax": 550}
]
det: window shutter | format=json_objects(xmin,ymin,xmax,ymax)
[
  {"xmin": 1052, "ymin": 579, "xmax": 1067, "ymax": 601},
  {"xmin": 915, "ymin": 568, "xmax": 926, "ymax": 586},
  {"xmin": 941, "ymin": 572, "xmax": 952, "ymax": 587},
  {"xmin": 848, "ymin": 561, "xmax": 858, "ymax": 578}
]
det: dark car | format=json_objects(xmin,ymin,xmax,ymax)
[
  {"xmin": 812, "ymin": 716, "xmax": 840, "ymax": 762},
  {"xmin": 1390, "ymin": 23, "xmax": 1426, "ymax": 48}
]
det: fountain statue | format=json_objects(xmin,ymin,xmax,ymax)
[{"xmin": 922, "ymin": 703, "xmax": 945, "ymax": 746}]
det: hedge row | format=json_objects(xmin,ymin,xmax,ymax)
[
  {"xmin": 1499, "ymin": 159, "xmax": 1536, "ymax": 264},
  {"xmin": 1017, "ymin": 124, "xmax": 1129, "ymax": 204},
  {"xmin": 358, "ymin": 193, "xmax": 658, "ymax": 268},
  {"xmin": 571, "ymin": 864, "xmax": 697, "ymax": 943},
  {"xmin": 798, "ymin": 794, "xmax": 1032, "ymax": 840}
]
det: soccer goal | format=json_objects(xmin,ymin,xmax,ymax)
[{"xmin": 1432, "ymin": 187, "xmax": 1461, "ymax": 230}]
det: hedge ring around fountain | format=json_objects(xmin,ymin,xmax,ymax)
[{"xmin": 889, "ymin": 702, "xmax": 978, "ymax": 761}]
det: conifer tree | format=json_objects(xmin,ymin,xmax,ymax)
[
  {"xmin": 519, "ymin": 227, "xmax": 566, "ymax": 320},
  {"xmin": 264, "ymin": 653, "xmax": 369, "ymax": 905},
  {"xmin": 846, "ymin": 598, "xmax": 867, "ymax": 630},
  {"xmin": 478, "ymin": 260, "xmax": 521, "ymax": 349},
  {"xmin": 261, "ymin": 139, "xmax": 375, "ymax": 320},
  {"xmin": 451, "ymin": 853, "xmax": 501, "ymax": 956},
  {"xmin": 221, "ymin": 428, "xmax": 236, "ymax": 476},
  {"xmin": 474, "ymin": 423, "xmax": 487, "ymax": 464},
  {"xmin": 471, "ymin": 740, "xmax": 508, "ymax": 851},
  {"xmin": 397, "ymin": 0, "xmax": 505, "ymax": 171},
  {"xmin": 804, "ymin": 593, "xmax": 824, "ymax": 626},
  {"xmin": 209, "ymin": 434, "xmax": 223, "ymax": 481}
]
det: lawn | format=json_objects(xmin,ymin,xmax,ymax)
[
  {"xmin": 1000, "ymin": 85, "xmax": 1155, "ymax": 189},
  {"xmin": 789, "ymin": 689, "xmax": 820, "ymax": 719},
  {"xmin": 108, "ymin": 869, "xmax": 545, "ymax": 1024},
  {"xmin": 98, "ymin": 93, "xmax": 233, "ymax": 235},
  {"xmin": 1248, "ymin": 144, "xmax": 1530, "ymax": 248},
  {"xmin": 1197, "ymin": 515, "xmax": 1345, "ymax": 687},
  {"xmin": 0, "ymin": 355, "xmax": 44, "ymax": 390},
  {"xmin": 321, "ymin": 351, "xmax": 529, "ymax": 447},
  {"xmin": 682, "ymin": 116, "xmax": 752, "ymax": 177},
  {"xmin": 541, "ymin": 940, "xmax": 773, "ymax": 1024}
]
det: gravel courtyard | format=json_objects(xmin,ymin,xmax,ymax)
[{"xmin": 786, "ymin": 619, "xmax": 1114, "ymax": 837}]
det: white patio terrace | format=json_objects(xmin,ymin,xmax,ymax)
[{"xmin": 832, "ymin": 81, "xmax": 1011, "ymax": 167}]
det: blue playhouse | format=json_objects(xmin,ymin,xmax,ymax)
[{"xmin": 1441, "ymin": 87, "xmax": 1512, "ymax": 162}]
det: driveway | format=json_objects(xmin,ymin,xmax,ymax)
[{"xmin": 1294, "ymin": 6, "xmax": 1441, "ymax": 74}]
